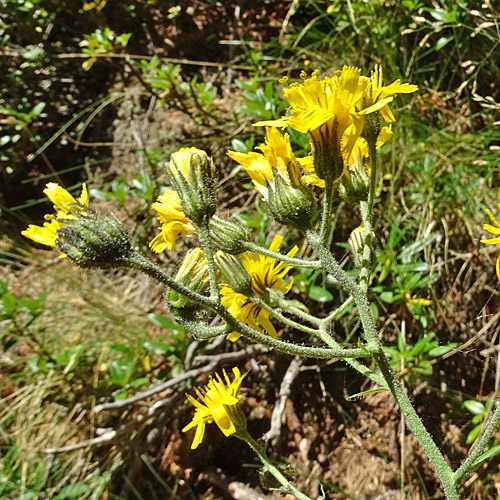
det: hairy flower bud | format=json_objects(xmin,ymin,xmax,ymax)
[
  {"xmin": 348, "ymin": 225, "xmax": 365, "ymax": 269},
  {"xmin": 209, "ymin": 216, "xmax": 250, "ymax": 254},
  {"xmin": 168, "ymin": 248, "xmax": 209, "ymax": 308},
  {"xmin": 56, "ymin": 211, "xmax": 133, "ymax": 268},
  {"xmin": 215, "ymin": 252, "xmax": 252, "ymax": 295},
  {"xmin": 165, "ymin": 147, "xmax": 217, "ymax": 225},
  {"xmin": 267, "ymin": 174, "xmax": 315, "ymax": 229}
]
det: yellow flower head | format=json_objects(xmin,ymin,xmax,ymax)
[
  {"xmin": 255, "ymin": 65, "xmax": 417, "ymax": 183},
  {"xmin": 255, "ymin": 66, "xmax": 370, "ymax": 182},
  {"xmin": 481, "ymin": 204, "xmax": 500, "ymax": 280},
  {"xmin": 22, "ymin": 183, "xmax": 89, "ymax": 249},
  {"xmin": 227, "ymin": 127, "xmax": 310, "ymax": 199},
  {"xmin": 182, "ymin": 367, "xmax": 244, "ymax": 449},
  {"xmin": 359, "ymin": 64, "xmax": 419, "ymax": 123},
  {"xmin": 220, "ymin": 235, "xmax": 298, "ymax": 341},
  {"xmin": 149, "ymin": 190, "xmax": 197, "ymax": 253}
]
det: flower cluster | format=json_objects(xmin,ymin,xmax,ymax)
[{"xmin": 253, "ymin": 65, "xmax": 417, "ymax": 186}]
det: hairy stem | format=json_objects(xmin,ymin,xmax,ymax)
[
  {"xmin": 241, "ymin": 241, "xmax": 320, "ymax": 268},
  {"xmin": 197, "ymin": 220, "xmax": 220, "ymax": 302},
  {"xmin": 453, "ymin": 401, "xmax": 500, "ymax": 484},
  {"xmin": 237, "ymin": 431, "xmax": 313, "ymax": 500},
  {"xmin": 306, "ymin": 229, "xmax": 460, "ymax": 499}
]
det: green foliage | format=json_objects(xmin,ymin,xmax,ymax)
[
  {"xmin": 235, "ymin": 79, "xmax": 288, "ymax": 121},
  {"xmin": 80, "ymin": 28, "xmax": 131, "ymax": 70},
  {"xmin": 0, "ymin": 279, "xmax": 47, "ymax": 350},
  {"xmin": 384, "ymin": 332, "xmax": 457, "ymax": 383},
  {"xmin": 462, "ymin": 399, "xmax": 500, "ymax": 449}
]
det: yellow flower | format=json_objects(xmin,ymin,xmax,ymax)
[
  {"xmin": 149, "ymin": 190, "xmax": 197, "ymax": 253},
  {"xmin": 182, "ymin": 367, "xmax": 244, "ymax": 449},
  {"xmin": 227, "ymin": 127, "xmax": 312, "ymax": 199},
  {"xmin": 22, "ymin": 183, "xmax": 89, "ymax": 249},
  {"xmin": 220, "ymin": 235, "xmax": 298, "ymax": 341},
  {"xmin": 349, "ymin": 125, "xmax": 393, "ymax": 173},
  {"xmin": 359, "ymin": 64, "xmax": 419, "ymax": 123},
  {"xmin": 481, "ymin": 204, "xmax": 500, "ymax": 280},
  {"xmin": 256, "ymin": 66, "xmax": 370, "ymax": 182},
  {"xmin": 255, "ymin": 65, "xmax": 417, "ymax": 183}
]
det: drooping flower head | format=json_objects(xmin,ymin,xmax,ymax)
[
  {"xmin": 149, "ymin": 189, "xmax": 197, "ymax": 253},
  {"xmin": 220, "ymin": 235, "xmax": 297, "ymax": 341},
  {"xmin": 22, "ymin": 183, "xmax": 90, "ymax": 250},
  {"xmin": 481, "ymin": 204, "xmax": 500, "ymax": 280},
  {"xmin": 182, "ymin": 367, "xmax": 244, "ymax": 449}
]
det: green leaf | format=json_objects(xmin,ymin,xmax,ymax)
[
  {"xmin": 463, "ymin": 400, "xmax": 485, "ymax": 415},
  {"xmin": 428, "ymin": 344, "xmax": 458, "ymax": 357},
  {"xmin": 471, "ymin": 444, "xmax": 500, "ymax": 469},
  {"xmin": 147, "ymin": 313, "xmax": 185, "ymax": 335},
  {"xmin": 55, "ymin": 483, "xmax": 88, "ymax": 499},
  {"xmin": 347, "ymin": 387, "xmax": 389, "ymax": 400},
  {"xmin": 129, "ymin": 377, "xmax": 149, "ymax": 388},
  {"xmin": 466, "ymin": 423, "xmax": 482, "ymax": 444},
  {"xmin": 435, "ymin": 36, "xmax": 453, "ymax": 51},
  {"xmin": 308, "ymin": 286, "xmax": 333, "ymax": 303},
  {"xmin": 143, "ymin": 341, "xmax": 174, "ymax": 355}
]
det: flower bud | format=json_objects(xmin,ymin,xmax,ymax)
[
  {"xmin": 215, "ymin": 252, "xmax": 252, "ymax": 295},
  {"xmin": 361, "ymin": 111, "xmax": 381, "ymax": 151},
  {"xmin": 165, "ymin": 147, "xmax": 217, "ymax": 225},
  {"xmin": 267, "ymin": 174, "xmax": 314, "ymax": 229},
  {"xmin": 209, "ymin": 216, "xmax": 250, "ymax": 254},
  {"xmin": 348, "ymin": 225, "xmax": 365, "ymax": 269},
  {"xmin": 339, "ymin": 164, "xmax": 370, "ymax": 203},
  {"xmin": 56, "ymin": 211, "xmax": 133, "ymax": 268},
  {"xmin": 167, "ymin": 248, "xmax": 209, "ymax": 308}
]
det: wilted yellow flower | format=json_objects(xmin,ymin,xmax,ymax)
[
  {"xmin": 149, "ymin": 190, "xmax": 196, "ymax": 253},
  {"xmin": 481, "ymin": 204, "xmax": 500, "ymax": 280},
  {"xmin": 220, "ymin": 235, "xmax": 297, "ymax": 341},
  {"xmin": 182, "ymin": 367, "xmax": 244, "ymax": 449},
  {"xmin": 22, "ymin": 183, "xmax": 89, "ymax": 249}
]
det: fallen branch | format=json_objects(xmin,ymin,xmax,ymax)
[
  {"xmin": 94, "ymin": 344, "xmax": 267, "ymax": 413},
  {"xmin": 263, "ymin": 356, "xmax": 303, "ymax": 444}
]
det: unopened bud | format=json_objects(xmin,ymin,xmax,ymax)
[
  {"xmin": 56, "ymin": 211, "xmax": 133, "ymax": 268},
  {"xmin": 215, "ymin": 252, "xmax": 252, "ymax": 295},
  {"xmin": 339, "ymin": 165, "xmax": 370, "ymax": 202},
  {"xmin": 168, "ymin": 248, "xmax": 209, "ymax": 308},
  {"xmin": 267, "ymin": 174, "xmax": 314, "ymax": 229},
  {"xmin": 348, "ymin": 225, "xmax": 365, "ymax": 269},
  {"xmin": 209, "ymin": 216, "xmax": 249, "ymax": 254},
  {"xmin": 165, "ymin": 147, "xmax": 217, "ymax": 224}
]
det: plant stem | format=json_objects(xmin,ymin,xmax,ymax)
[
  {"xmin": 453, "ymin": 401, "xmax": 500, "ymax": 484},
  {"xmin": 237, "ymin": 431, "xmax": 313, "ymax": 500},
  {"xmin": 197, "ymin": 220, "xmax": 220, "ymax": 302},
  {"xmin": 250, "ymin": 294, "xmax": 320, "ymax": 336},
  {"xmin": 268, "ymin": 293, "xmax": 323, "ymax": 326},
  {"xmin": 241, "ymin": 241, "xmax": 320, "ymax": 268},
  {"xmin": 320, "ymin": 184, "xmax": 333, "ymax": 242},
  {"xmin": 306, "ymin": 229, "xmax": 460, "ymax": 499},
  {"xmin": 321, "ymin": 296, "xmax": 354, "ymax": 325}
]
